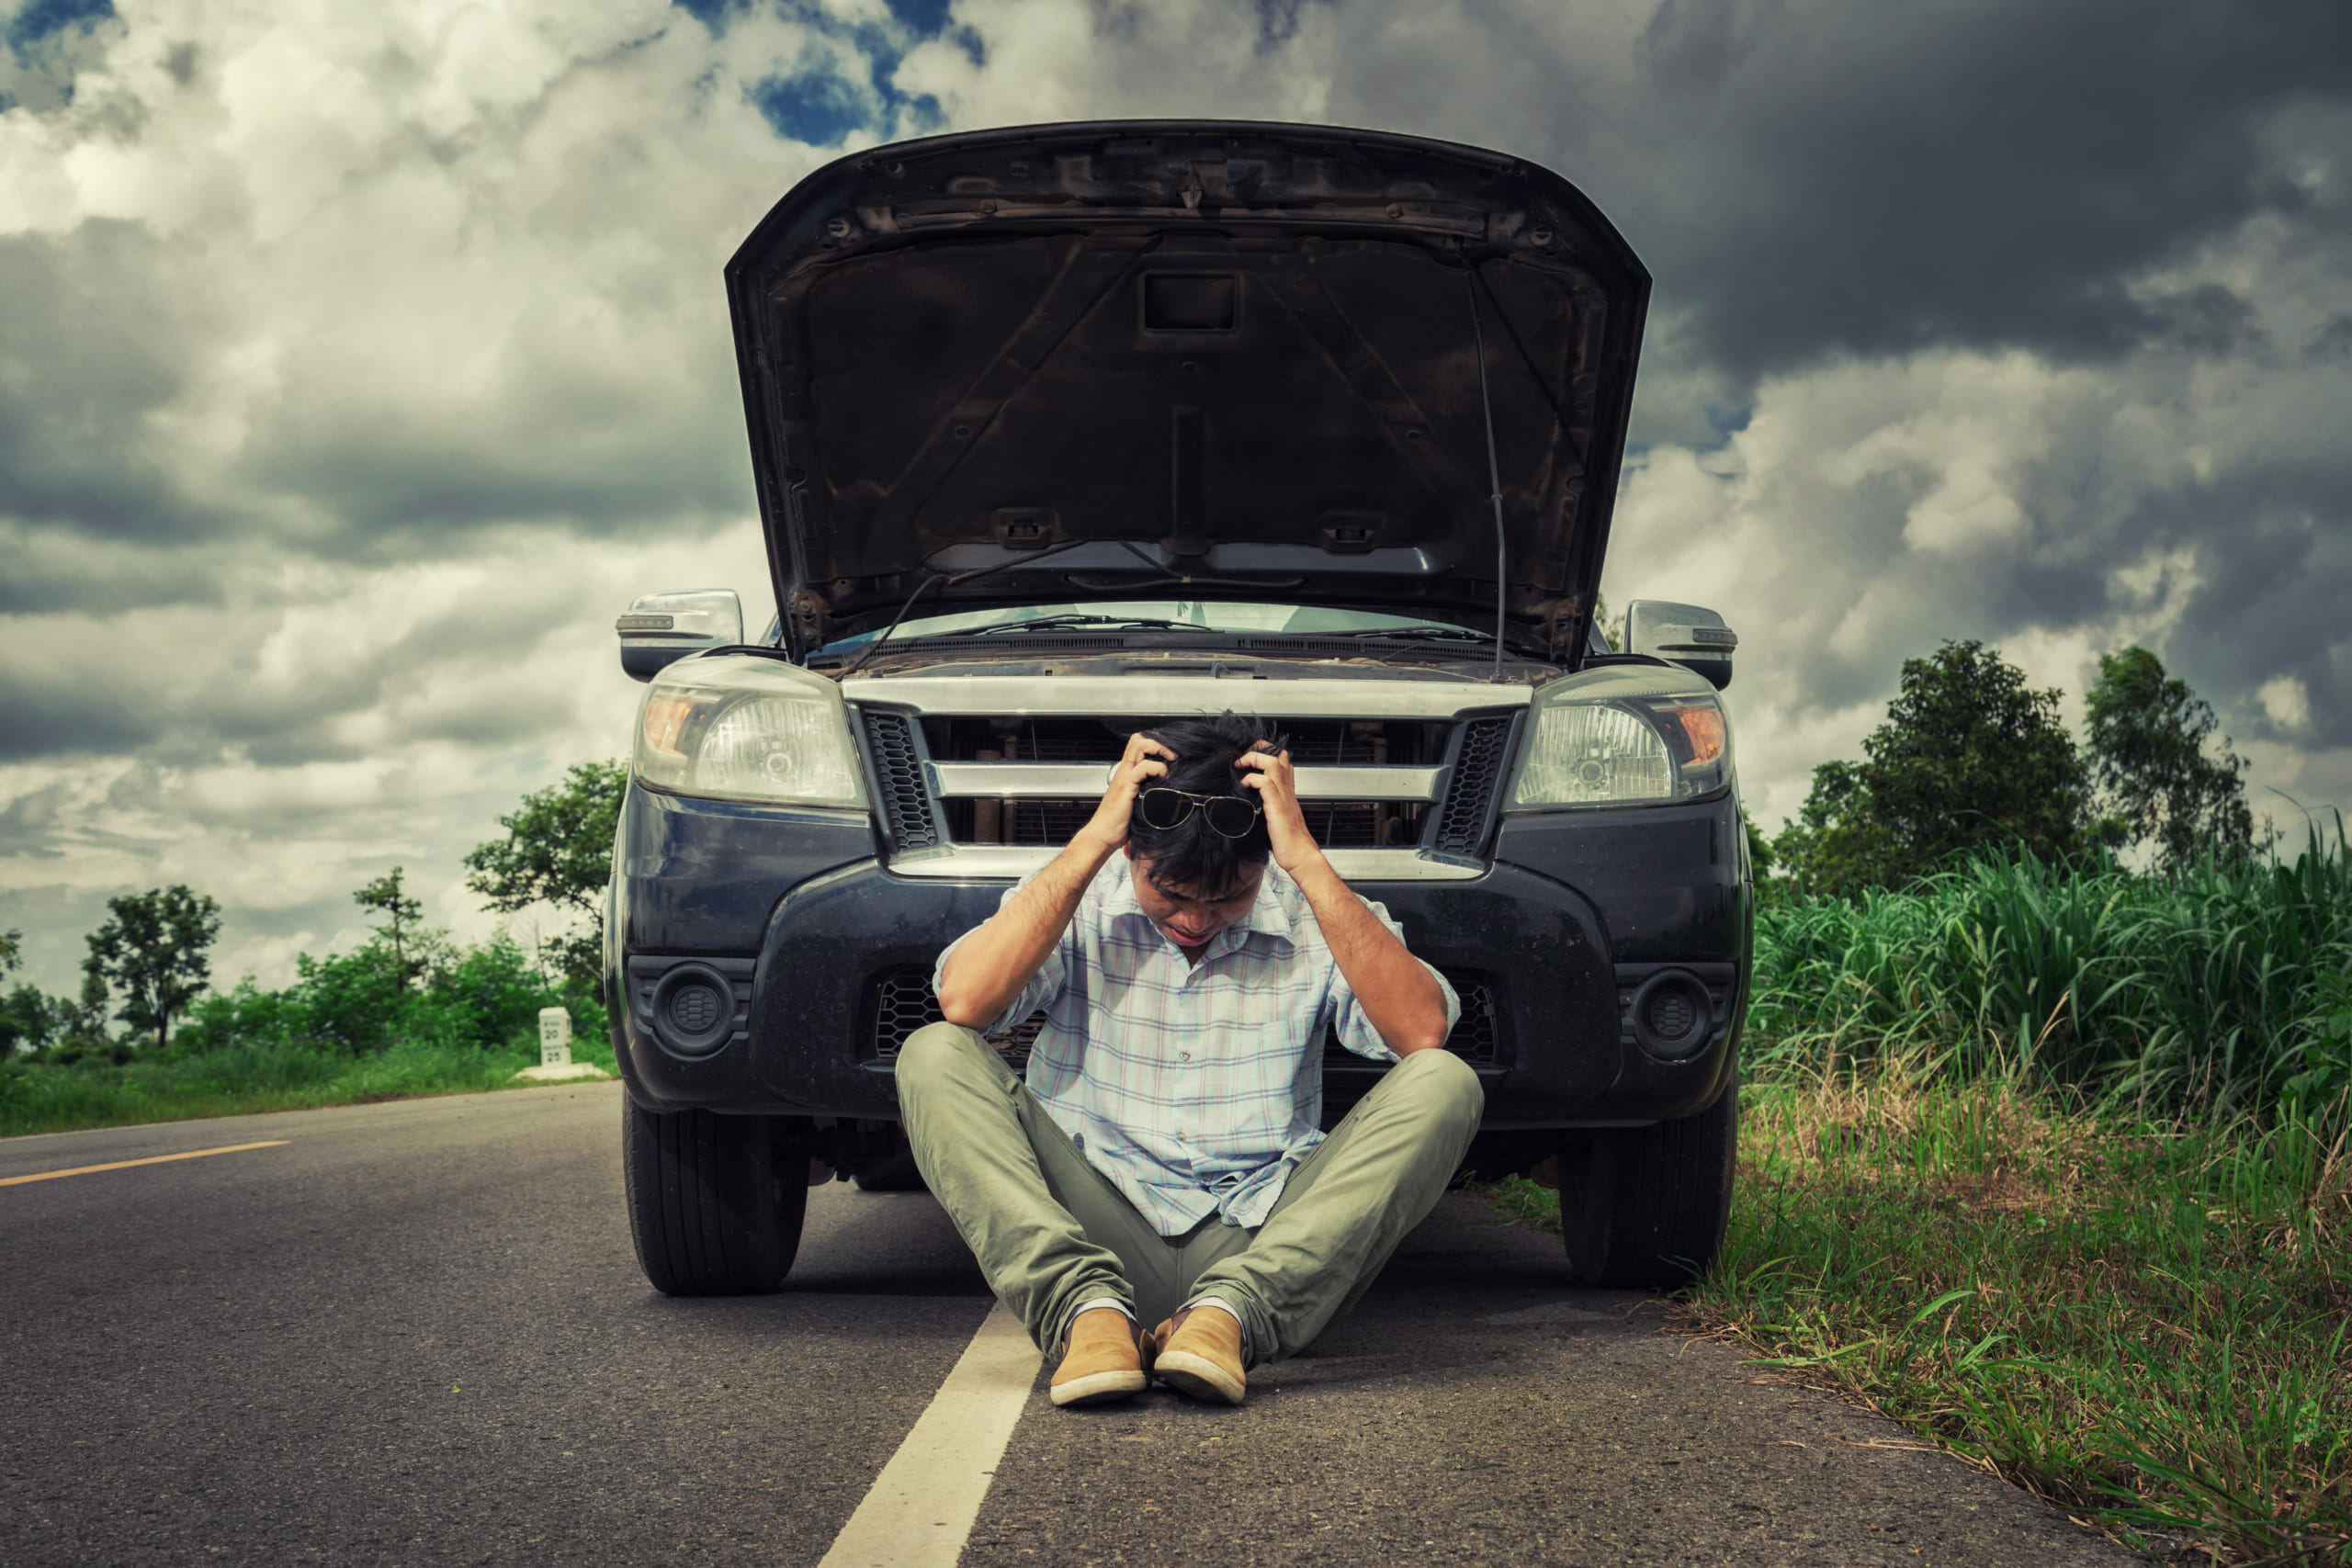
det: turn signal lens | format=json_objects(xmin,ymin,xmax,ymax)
[
  {"xmin": 1661, "ymin": 705, "xmax": 1726, "ymax": 766},
  {"xmin": 642, "ymin": 694, "xmax": 702, "ymax": 757}
]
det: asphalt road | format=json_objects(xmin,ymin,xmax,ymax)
[{"xmin": 1, "ymin": 1084, "xmax": 2143, "ymax": 1567}]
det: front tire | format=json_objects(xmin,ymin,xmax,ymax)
[
  {"xmin": 623, "ymin": 1100, "xmax": 808, "ymax": 1295},
  {"xmin": 1557, "ymin": 1067, "xmax": 1738, "ymax": 1290}
]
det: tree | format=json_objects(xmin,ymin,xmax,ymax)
[
  {"xmin": 464, "ymin": 761, "xmax": 627, "ymax": 982},
  {"xmin": 1774, "ymin": 641, "xmax": 2088, "ymax": 897},
  {"xmin": 85, "ymin": 886, "xmax": 222, "ymax": 1051},
  {"xmin": 2084, "ymin": 646, "xmax": 2255, "ymax": 871},
  {"xmin": 1739, "ymin": 804, "xmax": 1776, "ymax": 879},
  {"xmin": 1772, "ymin": 759, "xmax": 1886, "ymax": 896},
  {"xmin": 354, "ymin": 867, "xmax": 436, "ymax": 987},
  {"xmin": 0, "ymin": 933, "xmax": 49, "ymax": 1058},
  {"xmin": 0, "ymin": 983, "xmax": 60, "ymax": 1057}
]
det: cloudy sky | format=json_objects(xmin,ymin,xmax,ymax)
[{"xmin": 2, "ymin": 0, "xmax": 2346, "ymax": 996}]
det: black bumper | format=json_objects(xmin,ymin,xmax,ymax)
[{"xmin": 608, "ymin": 785, "xmax": 1748, "ymax": 1129}]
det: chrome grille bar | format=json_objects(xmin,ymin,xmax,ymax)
[
  {"xmin": 887, "ymin": 845, "xmax": 1482, "ymax": 882},
  {"xmin": 923, "ymin": 761, "xmax": 1443, "ymax": 801},
  {"xmin": 842, "ymin": 675, "xmax": 1530, "ymax": 720}
]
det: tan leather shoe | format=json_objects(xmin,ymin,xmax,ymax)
[
  {"xmin": 1048, "ymin": 1308, "xmax": 1148, "ymax": 1408},
  {"xmin": 1149, "ymin": 1305, "xmax": 1246, "ymax": 1405}
]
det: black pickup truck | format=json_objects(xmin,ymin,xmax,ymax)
[{"xmin": 606, "ymin": 119, "xmax": 1749, "ymax": 1298}]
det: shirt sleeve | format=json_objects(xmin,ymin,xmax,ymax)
[
  {"xmin": 931, "ymin": 869, "xmax": 1076, "ymax": 1037},
  {"xmin": 1329, "ymin": 895, "xmax": 1462, "ymax": 1063}
]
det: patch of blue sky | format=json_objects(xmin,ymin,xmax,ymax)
[
  {"xmin": 671, "ymin": 0, "xmax": 741, "ymax": 31},
  {"xmin": 677, "ymin": 0, "xmax": 967, "ymax": 49},
  {"xmin": 749, "ymin": 65, "xmax": 871, "ymax": 148},
  {"xmin": 727, "ymin": 1, "xmax": 959, "ymax": 147},
  {"xmin": 6, "ymin": 0, "xmax": 112, "ymax": 50},
  {"xmin": 883, "ymin": 0, "xmax": 953, "ymax": 34}
]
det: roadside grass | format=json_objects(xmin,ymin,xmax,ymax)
[
  {"xmin": 1746, "ymin": 829, "xmax": 2352, "ymax": 1122},
  {"xmin": 0, "ymin": 1033, "xmax": 620, "ymax": 1140},
  {"xmin": 1481, "ymin": 1074, "xmax": 2352, "ymax": 1565}
]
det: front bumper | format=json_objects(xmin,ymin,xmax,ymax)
[{"xmin": 609, "ymin": 784, "xmax": 1748, "ymax": 1130}]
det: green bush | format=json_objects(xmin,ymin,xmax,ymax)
[
  {"xmin": 1749, "ymin": 825, "xmax": 2352, "ymax": 1122},
  {"xmin": 3, "ymin": 934, "xmax": 616, "ymax": 1137}
]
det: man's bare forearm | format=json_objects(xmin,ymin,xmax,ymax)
[
  {"xmin": 938, "ymin": 730, "xmax": 1172, "ymax": 1028},
  {"xmin": 1286, "ymin": 852, "xmax": 1450, "ymax": 1055},
  {"xmin": 935, "ymin": 830, "xmax": 1116, "ymax": 1027}
]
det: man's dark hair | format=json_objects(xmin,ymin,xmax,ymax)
[{"xmin": 1127, "ymin": 713, "xmax": 1290, "ymax": 898}]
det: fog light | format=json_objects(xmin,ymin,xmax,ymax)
[
  {"xmin": 651, "ymin": 964, "xmax": 738, "ymax": 1056},
  {"xmin": 1631, "ymin": 970, "xmax": 1713, "ymax": 1061}
]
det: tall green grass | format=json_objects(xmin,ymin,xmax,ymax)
[
  {"xmin": 1482, "ymin": 829, "xmax": 2352, "ymax": 1561},
  {"xmin": 0, "ymin": 1032, "xmax": 621, "ymax": 1138},
  {"xmin": 0, "ymin": 937, "xmax": 616, "ymax": 1138},
  {"xmin": 1749, "ymin": 825, "xmax": 2352, "ymax": 1122},
  {"xmin": 1701, "ymin": 829, "xmax": 2352, "ymax": 1562}
]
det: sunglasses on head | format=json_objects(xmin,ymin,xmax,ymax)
[{"xmin": 1136, "ymin": 786, "xmax": 1263, "ymax": 839}]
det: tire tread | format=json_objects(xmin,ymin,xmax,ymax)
[
  {"xmin": 1558, "ymin": 1067, "xmax": 1738, "ymax": 1290},
  {"xmin": 625, "ymin": 1100, "xmax": 807, "ymax": 1295}
]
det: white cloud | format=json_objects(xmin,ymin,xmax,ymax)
[
  {"xmin": 0, "ymin": 0, "xmax": 2346, "ymax": 994},
  {"xmin": 2261, "ymin": 675, "xmax": 2312, "ymax": 733},
  {"xmin": 1603, "ymin": 333, "xmax": 2344, "ymax": 830},
  {"xmin": 0, "ymin": 522, "xmax": 770, "ymax": 989}
]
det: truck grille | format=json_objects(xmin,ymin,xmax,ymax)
[
  {"xmin": 1430, "ymin": 716, "xmax": 1515, "ymax": 855},
  {"xmin": 856, "ymin": 712, "xmax": 1510, "ymax": 859},
  {"xmin": 961, "ymin": 797, "xmax": 1423, "ymax": 849},
  {"xmin": 868, "ymin": 964, "xmax": 1499, "ymax": 1068},
  {"xmin": 862, "ymin": 709, "xmax": 939, "ymax": 851}
]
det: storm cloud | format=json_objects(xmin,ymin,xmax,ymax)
[{"xmin": 1, "ymin": 0, "xmax": 2346, "ymax": 992}]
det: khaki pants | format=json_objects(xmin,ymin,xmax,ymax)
[{"xmin": 895, "ymin": 1022, "xmax": 1484, "ymax": 1364}]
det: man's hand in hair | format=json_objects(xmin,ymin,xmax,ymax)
[
  {"xmin": 1237, "ymin": 743, "xmax": 1448, "ymax": 1054},
  {"xmin": 1234, "ymin": 745, "xmax": 1318, "ymax": 875},
  {"xmin": 939, "ymin": 728, "xmax": 1173, "ymax": 1027},
  {"xmin": 1075, "ymin": 729, "xmax": 1177, "ymax": 855}
]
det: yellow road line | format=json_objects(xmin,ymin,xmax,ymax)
[{"xmin": 0, "ymin": 1141, "xmax": 291, "ymax": 1187}]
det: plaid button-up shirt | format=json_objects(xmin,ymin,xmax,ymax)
[{"xmin": 930, "ymin": 856, "xmax": 1461, "ymax": 1236}]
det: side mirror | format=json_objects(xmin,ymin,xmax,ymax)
[
  {"xmin": 1623, "ymin": 600, "xmax": 1736, "ymax": 690},
  {"xmin": 617, "ymin": 590, "xmax": 743, "ymax": 682}
]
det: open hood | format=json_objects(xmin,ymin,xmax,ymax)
[{"xmin": 725, "ymin": 121, "xmax": 1650, "ymax": 660}]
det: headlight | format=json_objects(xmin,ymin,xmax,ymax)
[
  {"xmin": 1508, "ymin": 665, "xmax": 1734, "ymax": 809},
  {"xmin": 633, "ymin": 654, "xmax": 867, "ymax": 808}
]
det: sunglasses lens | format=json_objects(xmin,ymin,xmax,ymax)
[
  {"xmin": 1204, "ymin": 797, "xmax": 1259, "ymax": 838},
  {"xmin": 1137, "ymin": 789, "xmax": 1190, "ymax": 830}
]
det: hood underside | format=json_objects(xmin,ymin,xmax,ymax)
[{"xmin": 724, "ymin": 120, "xmax": 1650, "ymax": 658}]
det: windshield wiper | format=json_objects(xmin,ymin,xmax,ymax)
[
  {"xmin": 1343, "ymin": 626, "xmax": 1548, "ymax": 658},
  {"xmin": 1344, "ymin": 626, "xmax": 1490, "ymax": 642},
  {"xmin": 967, "ymin": 614, "xmax": 1206, "ymax": 636}
]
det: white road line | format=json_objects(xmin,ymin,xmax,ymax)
[{"xmin": 817, "ymin": 1302, "xmax": 1042, "ymax": 1568}]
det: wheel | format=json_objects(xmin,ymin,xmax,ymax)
[
  {"xmin": 623, "ymin": 1099, "xmax": 808, "ymax": 1295},
  {"xmin": 1557, "ymin": 1066, "xmax": 1738, "ymax": 1290},
  {"xmin": 853, "ymin": 1152, "xmax": 928, "ymax": 1192}
]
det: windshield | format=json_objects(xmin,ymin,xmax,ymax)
[{"xmin": 814, "ymin": 601, "xmax": 1486, "ymax": 654}]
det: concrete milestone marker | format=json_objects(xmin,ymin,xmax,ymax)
[
  {"xmin": 512, "ymin": 1005, "xmax": 611, "ymax": 1084},
  {"xmin": 539, "ymin": 1007, "xmax": 572, "ymax": 1067}
]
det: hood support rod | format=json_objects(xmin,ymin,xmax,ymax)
[{"xmin": 1463, "ymin": 255, "xmax": 1509, "ymax": 681}]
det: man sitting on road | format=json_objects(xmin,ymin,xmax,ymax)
[{"xmin": 895, "ymin": 714, "xmax": 1484, "ymax": 1409}]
